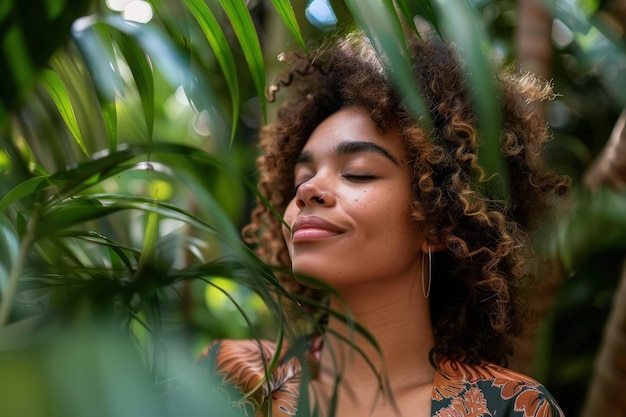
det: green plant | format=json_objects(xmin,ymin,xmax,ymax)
[{"xmin": 2, "ymin": 0, "xmax": 626, "ymax": 416}]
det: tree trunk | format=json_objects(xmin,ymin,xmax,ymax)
[
  {"xmin": 508, "ymin": 0, "xmax": 556, "ymax": 377},
  {"xmin": 515, "ymin": 0, "xmax": 553, "ymax": 79},
  {"xmin": 578, "ymin": 107, "xmax": 626, "ymax": 416},
  {"xmin": 585, "ymin": 109, "xmax": 626, "ymax": 192},
  {"xmin": 581, "ymin": 260, "xmax": 626, "ymax": 417}
]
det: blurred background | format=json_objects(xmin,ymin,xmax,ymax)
[{"xmin": 1, "ymin": 0, "xmax": 625, "ymax": 416}]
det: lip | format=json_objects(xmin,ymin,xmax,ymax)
[{"xmin": 291, "ymin": 216, "xmax": 344, "ymax": 242}]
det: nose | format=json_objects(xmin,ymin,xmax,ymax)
[{"xmin": 295, "ymin": 180, "xmax": 332, "ymax": 209}]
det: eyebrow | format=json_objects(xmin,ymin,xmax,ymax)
[{"xmin": 296, "ymin": 140, "xmax": 400, "ymax": 165}]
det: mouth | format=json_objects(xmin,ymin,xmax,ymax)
[{"xmin": 291, "ymin": 216, "xmax": 344, "ymax": 242}]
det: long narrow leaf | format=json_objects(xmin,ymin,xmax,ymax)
[
  {"xmin": 269, "ymin": 0, "xmax": 308, "ymax": 52},
  {"xmin": 58, "ymin": 230, "xmax": 139, "ymax": 273},
  {"xmin": 72, "ymin": 19, "xmax": 120, "ymax": 149},
  {"xmin": 135, "ymin": 204, "xmax": 159, "ymax": 275},
  {"xmin": 433, "ymin": 0, "xmax": 509, "ymax": 200},
  {"xmin": 115, "ymin": 31, "xmax": 155, "ymax": 141},
  {"xmin": 0, "ymin": 211, "xmax": 36, "ymax": 326},
  {"xmin": 0, "ymin": 214, "xmax": 19, "ymax": 290},
  {"xmin": 0, "ymin": 176, "xmax": 50, "ymax": 211},
  {"xmin": 184, "ymin": 0, "xmax": 239, "ymax": 144},
  {"xmin": 40, "ymin": 69, "xmax": 89, "ymax": 156},
  {"xmin": 345, "ymin": 0, "xmax": 430, "ymax": 126},
  {"xmin": 395, "ymin": 0, "xmax": 441, "ymax": 37},
  {"xmin": 217, "ymin": 0, "xmax": 266, "ymax": 121},
  {"xmin": 101, "ymin": 15, "xmax": 226, "ymax": 144}
]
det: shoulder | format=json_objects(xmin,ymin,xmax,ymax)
[
  {"xmin": 197, "ymin": 338, "xmax": 305, "ymax": 417},
  {"xmin": 198, "ymin": 339, "xmax": 283, "ymax": 392},
  {"xmin": 432, "ymin": 358, "xmax": 565, "ymax": 417}
]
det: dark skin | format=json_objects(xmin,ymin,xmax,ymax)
[
  {"xmin": 281, "ymin": 107, "xmax": 440, "ymax": 416},
  {"xmin": 245, "ymin": 32, "xmax": 570, "ymax": 374}
]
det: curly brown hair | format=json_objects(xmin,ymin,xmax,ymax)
[{"xmin": 243, "ymin": 31, "xmax": 569, "ymax": 366}]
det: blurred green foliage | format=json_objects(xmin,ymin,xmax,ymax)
[{"xmin": 1, "ymin": 0, "xmax": 625, "ymax": 415}]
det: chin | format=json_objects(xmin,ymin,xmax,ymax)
[{"xmin": 290, "ymin": 263, "xmax": 332, "ymax": 290}]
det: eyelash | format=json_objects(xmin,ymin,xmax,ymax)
[
  {"xmin": 342, "ymin": 173, "xmax": 376, "ymax": 182},
  {"xmin": 293, "ymin": 172, "xmax": 376, "ymax": 193}
]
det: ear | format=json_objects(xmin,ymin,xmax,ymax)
[
  {"xmin": 416, "ymin": 222, "xmax": 446, "ymax": 254},
  {"xmin": 420, "ymin": 238, "xmax": 446, "ymax": 254}
]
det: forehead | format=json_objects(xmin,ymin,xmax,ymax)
[{"xmin": 300, "ymin": 106, "xmax": 407, "ymax": 163}]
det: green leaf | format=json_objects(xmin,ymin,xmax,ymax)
[
  {"xmin": 56, "ymin": 230, "xmax": 139, "ymax": 273},
  {"xmin": 74, "ymin": 16, "xmax": 156, "ymax": 143},
  {"xmin": 0, "ymin": 0, "xmax": 92, "ymax": 122},
  {"xmin": 0, "ymin": 176, "xmax": 50, "ymax": 211},
  {"xmin": 217, "ymin": 0, "xmax": 266, "ymax": 122},
  {"xmin": 433, "ymin": 0, "xmax": 508, "ymax": 200},
  {"xmin": 0, "ymin": 214, "xmax": 19, "ymax": 290},
  {"xmin": 37, "ymin": 200, "xmax": 123, "ymax": 238},
  {"xmin": 100, "ymin": 94, "xmax": 118, "ymax": 150},
  {"xmin": 183, "ymin": 0, "xmax": 239, "ymax": 144},
  {"xmin": 345, "ymin": 0, "xmax": 430, "ymax": 125},
  {"xmin": 40, "ymin": 69, "xmax": 89, "ymax": 156},
  {"xmin": 102, "ymin": 16, "xmax": 183, "ymax": 87},
  {"xmin": 269, "ymin": 0, "xmax": 308, "ymax": 52},
  {"xmin": 39, "ymin": 193, "xmax": 224, "ymax": 240},
  {"xmin": 100, "ymin": 15, "xmax": 230, "ymax": 143},
  {"xmin": 115, "ymin": 31, "xmax": 155, "ymax": 142},
  {"xmin": 395, "ymin": 0, "xmax": 441, "ymax": 37},
  {"xmin": 46, "ymin": 144, "xmax": 209, "ymax": 199},
  {"xmin": 135, "ymin": 205, "xmax": 159, "ymax": 276},
  {"xmin": 72, "ymin": 21, "xmax": 120, "ymax": 150}
]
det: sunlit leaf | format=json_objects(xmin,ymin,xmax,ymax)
[
  {"xmin": 217, "ymin": 0, "xmax": 266, "ymax": 122},
  {"xmin": 135, "ymin": 204, "xmax": 159, "ymax": 275},
  {"xmin": 115, "ymin": 31, "xmax": 155, "ymax": 142},
  {"xmin": 72, "ymin": 20, "xmax": 120, "ymax": 150},
  {"xmin": 40, "ymin": 69, "xmax": 89, "ymax": 156},
  {"xmin": 270, "ymin": 0, "xmax": 308, "ymax": 51},
  {"xmin": 101, "ymin": 15, "xmax": 226, "ymax": 143},
  {"xmin": 184, "ymin": 0, "xmax": 239, "ymax": 144},
  {"xmin": 72, "ymin": 19, "xmax": 120, "ymax": 102},
  {"xmin": 74, "ymin": 16, "xmax": 156, "ymax": 143},
  {"xmin": 102, "ymin": 15, "xmax": 182, "ymax": 86}
]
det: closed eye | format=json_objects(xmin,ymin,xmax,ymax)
[{"xmin": 342, "ymin": 173, "xmax": 376, "ymax": 182}]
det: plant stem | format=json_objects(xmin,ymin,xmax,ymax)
[{"xmin": 0, "ymin": 212, "xmax": 37, "ymax": 327}]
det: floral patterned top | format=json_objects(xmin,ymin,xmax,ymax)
[{"xmin": 198, "ymin": 339, "xmax": 565, "ymax": 417}]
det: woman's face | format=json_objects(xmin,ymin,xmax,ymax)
[{"xmin": 282, "ymin": 106, "xmax": 424, "ymax": 289}]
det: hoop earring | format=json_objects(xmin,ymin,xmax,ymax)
[{"xmin": 421, "ymin": 245, "xmax": 432, "ymax": 298}]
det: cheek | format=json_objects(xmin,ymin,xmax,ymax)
[{"xmin": 282, "ymin": 200, "xmax": 298, "ymax": 244}]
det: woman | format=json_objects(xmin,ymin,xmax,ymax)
[{"xmin": 199, "ymin": 30, "xmax": 569, "ymax": 417}]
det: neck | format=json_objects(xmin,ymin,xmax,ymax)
[{"xmin": 317, "ymin": 275, "xmax": 436, "ymax": 397}]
